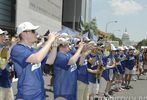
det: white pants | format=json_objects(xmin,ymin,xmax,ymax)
[
  {"xmin": 99, "ymin": 77, "xmax": 107, "ymax": 94},
  {"xmin": 125, "ymin": 68, "xmax": 133, "ymax": 74},
  {"xmin": 88, "ymin": 81, "xmax": 99, "ymax": 95},
  {"xmin": 77, "ymin": 81, "xmax": 88, "ymax": 100},
  {"xmin": 0, "ymin": 87, "xmax": 14, "ymax": 100},
  {"xmin": 109, "ymin": 69, "xmax": 114, "ymax": 81}
]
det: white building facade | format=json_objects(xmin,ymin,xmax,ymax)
[
  {"xmin": 81, "ymin": 0, "xmax": 92, "ymax": 22},
  {"xmin": 16, "ymin": 0, "xmax": 62, "ymax": 35}
]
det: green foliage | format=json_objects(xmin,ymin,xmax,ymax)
[
  {"xmin": 81, "ymin": 18, "xmax": 98, "ymax": 35},
  {"xmin": 80, "ymin": 18, "xmax": 99, "ymax": 39},
  {"xmin": 109, "ymin": 34, "xmax": 122, "ymax": 45},
  {"xmin": 137, "ymin": 39, "xmax": 147, "ymax": 49}
]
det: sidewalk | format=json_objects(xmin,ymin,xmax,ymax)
[{"xmin": 12, "ymin": 74, "xmax": 147, "ymax": 100}]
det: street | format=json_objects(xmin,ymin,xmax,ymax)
[{"xmin": 12, "ymin": 75, "xmax": 147, "ymax": 100}]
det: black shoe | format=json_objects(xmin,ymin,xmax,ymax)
[
  {"xmin": 108, "ymin": 91, "xmax": 114, "ymax": 95},
  {"xmin": 124, "ymin": 86, "xmax": 130, "ymax": 90},
  {"xmin": 113, "ymin": 88, "xmax": 119, "ymax": 92},
  {"xmin": 104, "ymin": 93, "xmax": 111, "ymax": 98},
  {"xmin": 121, "ymin": 83, "xmax": 126, "ymax": 86},
  {"xmin": 128, "ymin": 85, "xmax": 133, "ymax": 89}
]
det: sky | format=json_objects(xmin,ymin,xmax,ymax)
[{"xmin": 91, "ymin": 0, "xmax": 147, "ymax": 42}]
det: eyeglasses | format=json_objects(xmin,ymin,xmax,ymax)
[
  {"xmin": 0, "ymin": 34, "xmax": 5, "ymax": 37},
  {"xmin": 60, "ymin": 44, "xmax": 70, "ymax": 47},
  {"xmin": 0, "ymin": 33, "xmax": 5, "ymax": 35},
  {"xmin": 24, "ymin": 30, "xmax": 36, "ymax": 33}
]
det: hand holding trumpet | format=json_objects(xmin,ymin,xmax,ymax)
[{"xmin": 47, "ymin": 32, "xmax": 59, "ymax": 43}]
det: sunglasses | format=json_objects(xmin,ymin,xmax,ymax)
[{"xmin": 24, "ymin": 30, "xmax": 36, "ymax": 33}]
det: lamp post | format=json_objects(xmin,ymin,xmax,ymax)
[{"xmin": 105, "ymin": 21, "xmax": 118, "ymax": 33}]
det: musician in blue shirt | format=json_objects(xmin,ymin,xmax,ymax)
[
  {"xmin": 77, "ymin": 43, "xmax": 92, "ymax": 100},
  {"xmin": 138, "ymin": 49, "xmax": 144, "ymax": 76},
  {"xmin": 102, "ymin": 44, "xmax": 117, "ymax": 97},
  {"xmin": 0, "ymin": 29, "xmax": 14, "ymax": 100},
  {"xmin": 10, "ymin": 22, "xmax": 58, "ymax": 100},
  {"xmin": 124, "ymin": 46, "xmax": 136, "ymax": 89},
  {"xmin": 87, "ymin": 46, "xmax": 100, "ymax": 100},
  {"xmin": 119, "ymin": 47, "xmax": 127, "ymax": 86},
  {"xmin": 53, "ymin": 40, "xmax": 84, "ymax": 100}
]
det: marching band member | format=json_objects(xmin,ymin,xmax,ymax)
[
  {"xmin": 118, "ymin": 47, "xmax": 127, "ymax": 88},
  {"xmin": 138, "ymin": 48, "xmax": 145, "ymax": 79},
  {"xmin": 10, "ymin": 22, "xmax": 58, "ymax": 100},
  {"xmin": 102, "ymin": 44, "xmax": 117, "ymax": 98},
  {"xmin": 86, "ymin": 41, "xmax": 100, "ymax": 100},
  {"xmin": 112, "ymin": 47, "xmax": 125, "ymax": 92},
  {"xmin": 123, "ymin": 46, "xmax": 129, "ymax": 55},
  {"xmin": 53, "ymin": 36, "xmax": 84, "ymax": 100},
  {"xmin": 124, "ymin": 46, "xmax": 136, "ymax": 89},
  {"xmin": 77, "ymin": 42, "xmax": 92, "ymax": 100},
  {"xmin": 0, "ymin": 29, "xmax": 14, "ymax": 100}
]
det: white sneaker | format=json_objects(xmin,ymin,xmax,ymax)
[
  {"xmin": 119, "ymin": 87, "xmax": 124, "ymax": 91},
  {"xmin": 104, "ymin": 93, "xmax": 113, "ymax": 98}
]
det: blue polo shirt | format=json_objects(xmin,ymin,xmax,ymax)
[
  {"xmin": 139, "ymin": 53, "xmax": 144, "ymax": 62},
  {"xmin": 102, "ymin": 54, "xmax": 115, "ymax": 81},
  {"xmin": 87, "ymin": 54, "xmax": 99, "ymax": 83},
  {"xmin": 119, "ymin": 54, "xmax": 127, "ymax": 74},
  {"xmin": 11, "ymin": 44, "xmax": 47, "ymax": 100},
  {"xmin": 102, "ymin": 55, "xmax": 109, "ymax": 81},
  {"xmin": 53, "ymin": 52, "xmax": 78, "ymax": 100},
  {"xmin": 0, "ymin": 64, "xmax": 12, "ymax": 88},
  {"xmin": 0, "ymin": 45, "xmax": 12, "ymax": 88},
  {"xmin": 120, "ymin": 54, "xmax": 127, "ymax": 68},
  {"xmin": 126, "ymin": 54, "xmax": 136, "ymax": 70},
  {"xmin": 77, "ymin": 59, "xmax": 88, "ymax": 84}
]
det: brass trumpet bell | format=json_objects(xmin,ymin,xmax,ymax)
[
  {"xmin": 96, "ymin": 65, "xmax": 105, "ymax": 79},
  {"xmin": 0, "ymin": 48, "xmax": 9, "ymax": 70}
]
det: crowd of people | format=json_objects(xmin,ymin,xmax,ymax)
[{"xmin": 0, "ymin": 22, "xmax": 147, "ymax": 100}]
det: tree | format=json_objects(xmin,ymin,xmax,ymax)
[
  {"xmin": 80, "ymin": 18, "xmax": 98, "ymax": 39},
  {"xmin": 137, "ymin": 39, "xmax": 147, "ymax": 49},
  {"xmin": 109, "ymin": 34, "xmax": 122, "ymax": 45}
]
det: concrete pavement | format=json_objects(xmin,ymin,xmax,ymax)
[{"xmin": 12, "ymin": 75, "xmax": 147, "ymax": 100}]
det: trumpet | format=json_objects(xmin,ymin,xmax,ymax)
[
  {"xmin": 90, "ymin": 46, "xmax": 103, "ymax": 55},
  {"xmin": 40, "ymin": 34, "xmax": 72, "ymax": 40},
  {"xmin": 96, "ymin": 57, "xmax": 105, "ymax": 79},
  {"xmin": 0, "ymin": 47, "xmax": 9, "ymax": 70},
  {"xmin": 96, "ymin": 65, "xmax": 105, "ymax": 79},
  {"xmin": 38, "ymin": 35, "xmax": 71, "ymax": 46}
]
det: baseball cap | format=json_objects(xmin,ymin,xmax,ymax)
[
  {"xmin": 118, "ymin": 46, "xmax": 124, "ymax": 51},
  {"xmin": 123, "ymin": 46, "xmax": 129, "ymax": 50},
  {"xmin": 88, "ymin": 41, "xmax": 97, "ymax": 46},
  {"xmin": 60, "ymin": 33, "xmax": 69, "ymax": 37},
  {"xmin": 83, "ymin": 37, "xmax": 90, "ymax": 42},
  {"xmin": 60, "ymin": 33, "xmax": 71, "ymax": 39},
  {"xmin": 17, "ymin": 22, "xmax": 39, "ymax": 35},
  {"xmin": 111, "ymin": 44, "xmax": 117, "ymax": 51},
  {"xmin": 0, "ymin": 29, "xmax": 7, "ymax": 35},
  {"xmin": 58, "ymin": 37, "xmax": 70, "ymax": 45},
  {"xmin": 129, "ymin": 46, "xmax": 135, "ymax": 50}
]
